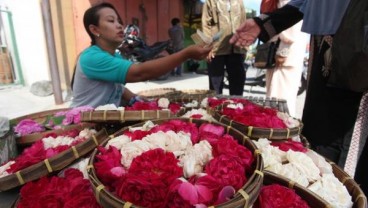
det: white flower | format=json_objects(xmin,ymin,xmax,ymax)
[
  {"xmin": 227, "ymin": 103, "xmax": 244, "ymax": 109},
  {"xmin": 253, "ymin": 138, "xmax": 286, "ymax": 167},
  {"xmin": 184, "ymin": 100, "xmax": 199, "ymax": 108},
  {"xmin": 180, "ymin": 140, "xmax": 213, "ymax": 178},
  {"xmin": 95, "ymin": 104, "xmax": 124, "ymax": 111},
  {"xmin": 42, "ymin": 136, "xmax": 75, "ymax": 149},
  {"xmin": 200, "ymin": 97, "xmax": 208, "ymax": 108},
  {"xmin": 78, "ymin": 128, "xmax": 97, "ymax": 139},
  {"xmin": 287, "ymin": 150, "xmax": 321, "ymax": 182},
  {"xmin": 120, "ymin": 140, "xmax": 155, "ymax": 168},
  {"xmin": 106, "ymin": 135, "xmax": 131, "ymax": 150},
  {"xmin": 267, "ymin": 163, "xmax": 310, "ymax": 187},
  {"xmin": 129, "ymin": 120, "xmax": 156, "ymax": 132},
  {"xmin": 308, "ymin": 174, "xmax": 353, "ymax": 208},
  {"xmin": 58, "ymin": 158, "xmax": 90, "ymax": 179},
  {"xmin": 306, "ymin": 150, "xmax": 333, "ymax": 174},
  {"xmin": 142, "ymin": 131, "xmax": 170, "ymax": 149},
  {"xmin": 181, "ymin": 109, "xmax": 215, "ymax": 121},
  {"xmin": 158, "ymin": 98, "xmax": 170, "ymax": 108},
  {"xmin": 0, "ymin": 161, "xmax": 15, "ymax": 178},
  {"xmin": 162, "ymin": 131, "xmax": 193, "ymax": 157},
  {"xmin": 277, "ymin": 112, "xmax": 300, "ymax": 128}
]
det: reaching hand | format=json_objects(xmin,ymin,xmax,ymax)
[
  {"xmin": 206, "ymin": 50, "xmax": 215, "ymax": 62},
  {"xmin": 229, "ymin": 19, "xmax": 261, "ymax": 47},
  {"xmin": 185, "ymin": 44, "xmax": 213, "ymax": 60}
]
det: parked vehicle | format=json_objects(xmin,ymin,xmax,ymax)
[{"xmin": 118, "ymin": 24, "xmax": 173, "ymax": 80}]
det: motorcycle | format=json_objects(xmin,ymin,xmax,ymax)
[{"xmin": 118, "ymin": 25, "xmax": 173, "ymax": 80}]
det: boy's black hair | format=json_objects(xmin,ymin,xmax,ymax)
[{"xmin": 171, "ymin": 18, "xmax": 180, "ymax": 26}]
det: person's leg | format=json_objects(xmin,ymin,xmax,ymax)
[
  {"xmin": 176, "ymin": 63, "xmax": 182, "ymax": 76},
  {"xmin": 207, "ymin": 56, "xmax": 225, "ymax": 94},
  {"xmin": 226, "ymin": 54, "xmax": 245, "ymax": 95}
]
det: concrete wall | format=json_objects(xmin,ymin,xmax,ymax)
[{"xmin": 0, "ymin": 0, "xmax": 50, "ymax": 85}]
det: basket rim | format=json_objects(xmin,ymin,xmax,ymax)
[
  {"xmin": 80, "ymin": 108, "xmax": 186, "ymax": 122},
  {"xmin": 137, "ymin": 87, "xmax": 179, "ymax": 98},
  {"xmin": 0, "ymin": 128, "xmax": 108, "ymax": 192},
  {"xmin": 10, "ymin": 108, "xmax": 71, "ymax": 125},
  {"xmin": 213, "ymin": 103, "xmax": 303, "ymax": 139},
  {"xmin": 87, "ymin": 118, "xmax": 264, "ymax": 208}
]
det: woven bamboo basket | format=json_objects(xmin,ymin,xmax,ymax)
[
  {"xmin": 328, "ymin": 161, "xmax": 367, "ymax": 208},
  {"xmin": 214, "ymin": 95, "xmax": 290, "ymax": 114},
  {"xmin": 262, "ymin": 171, "xmax": 330, "ymax": 208},
  {"xmin": 0, "ymin": 128, "xmax": 108, "ymax": 192},
  {"xmin": 80, "ymin": 108, "xmax": 186, "ymax": 123},
  {"xmin": 136, "ymin": 87, "xmax": 180, "ymax": 99},
  {"xmin": 172, "ymin": 89, "xmax": 216, "ymax": 101},
  {"xmin": 213, "ymin": 102, "xmax": 303, "ymax": 140},
  {"xmin": 16, "ymin": 123, "xmax": 96, "ymax": 146},
  {"xmin": 87, "ymin": 118, "xmax": 264, "ymax": 208}
]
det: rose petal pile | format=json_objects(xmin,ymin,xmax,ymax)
[
  {"xmin": 254, "ymin": 184, "xmax": 310, "ymax": 208},
  {"xmin": 0, "ymin": 128, "xmax": 96, "ymax": 177},
  {"xmin": 17, "ymin": 168, "xmax": 101, "ymax": 208},
  {"xmin": 94, "ymin": 120, "xmax": 255, "ymax": 207},
  {"xmin": 125, "ymin": 98, "xmax": 182, "ymax": 114},
  {"xmin": 207, "ymin": 97, "xmax": 300, "ymax": 129}
]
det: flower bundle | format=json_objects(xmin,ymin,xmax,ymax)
[
  {"xmin": 0, "ymin": 128, "xmax": 96, "ymax": 178},
  {"xmin": 254, "ymin": 139, "xmax": 353, "ymax": 208},
  {"xmin": 17, "ymin": 168, "xmax": 101, "ymax": 208},
  {"xmin": 13, "ymin": 106, "xmax": 93, "ymax": 136},
  {"xmin": 93, "ymin": 119, "xmax": 255, "ymax": 207}
]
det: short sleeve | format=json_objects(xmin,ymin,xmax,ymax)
[{"xmin": 80, "ymin": 46, "xmax": 133, "ymax": 84}]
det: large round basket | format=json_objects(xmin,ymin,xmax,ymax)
[
  {"xmin": 80, "ymin": 109, "xmax": 184, "ymax": 123},
  {"xmin": 213, "ymin": 102, "xmax": 303, "ymax": 140},
  {"xmin": 262, "ymin": 171, "xmax": 330, "ymax": 208},
  {"xmin": 137, "ymin": 87, "xmax": 179, "ymax": 99},
  {"xmin": 87, "ymin": 118, "xmax": 264, "ymax": 208},
  {"xmin": 0, "ymin": 128, "xmax": 108, "ymax": 192},
  {"xmin": 329, "ymin": 161, "xmax": 367, "ymax": 208}
]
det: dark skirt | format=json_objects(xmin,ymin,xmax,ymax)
[{"xmin": 301, "ymin": 35, "xmax": 363, "ymax": 166}]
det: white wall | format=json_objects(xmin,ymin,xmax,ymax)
[{"xmin": 0, "ymin": 0, "xmax": 50, "ymax": 86}]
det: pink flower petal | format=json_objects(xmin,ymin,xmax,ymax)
[{"xmin": 178, "ymin": 181, "xmax": 199, "ymax": 204}]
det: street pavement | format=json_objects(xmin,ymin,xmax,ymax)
[{"xmin": 0, "ymin": 68, "xmax": 306, "ymax": 120}]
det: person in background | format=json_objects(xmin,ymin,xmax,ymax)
[
  {"xmin": 229, "ymin": 0, "xmax": 366, "ymax": 187},
  {"xmin": 264, "ymin": 0, "xmax": 308, "ymax": 117},
  {"xmin": 168, "ymin": 17, "xmax": 185, "ymax": 76},
  {"xmin": 201, "ymin": 0, "xmax": 247, "ymax": 95},
  {"xmin": 71, "ymin": 3, "xmax": 211, "ymax": 108}
]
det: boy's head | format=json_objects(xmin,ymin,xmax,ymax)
[{"xmin": 171, "ymin": 18, "xmax": 180, "ymax": 26}]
